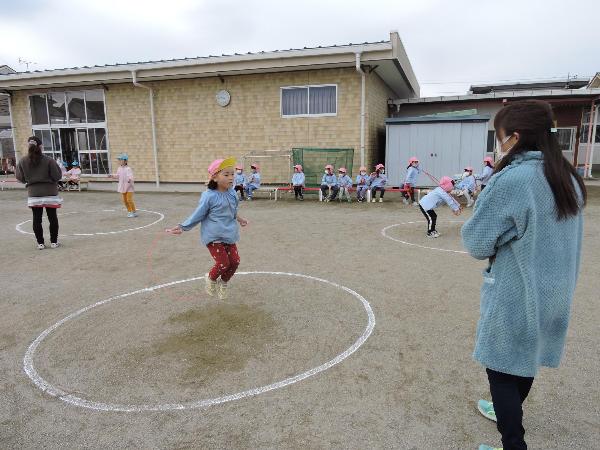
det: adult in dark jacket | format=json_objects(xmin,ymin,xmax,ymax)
[{"xmin": 15, "ymin": 136, "xmax": 63, "ymax": 249}]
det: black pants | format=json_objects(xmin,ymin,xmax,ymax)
[
  {"xmin": 234, "ymin": 185, "xmax": 245, "ymax": 199},
  {"xmin": 321, "ymin": 184, "xmax": 339, "ymax": 200},
  {"xmin": 418, "ymin": 205, "xmax": 437, "ymax": 233},
  {"xmin": 487, "ymin": 368, "xmax": 534, "ymax": 450},
  {"xmin": 293, "ymin": 186, "xmax": 304, "ymax": 198},
  {"xmin": 32, "ymin": 207, "xmax": 59, "ymax": 244},
  {"xmin": 372, "ymin": 187, "xmax": 385, "ymax": 198}
]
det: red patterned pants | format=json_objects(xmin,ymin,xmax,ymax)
[{"xmin": 207, "ymin": 243, "xmax": 240, "ymax": 282}]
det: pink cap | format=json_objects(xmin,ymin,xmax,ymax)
[
  {"xmin": 325, "ymin": 164, "xmax": 333, "ymax": 170},
  {"xmin": 235, "ymin": 165, "xmax": 243, "ymax": 170},
  {"xmin": 208, "ymin": 157, "xmax": 235, "ymax": 176},
  {"xmin": 483, "ymin": 156, "xmax": 494, "ymax": 165},
  {"xmin": 408, "ymin": 157, "xmax": 419, "ymax": 164},
  {"xmin": 359, "ymin": 166, "xmax": 367, "ymax": 172},
  {"xmin": 464, "ymin": 166, "xmax": 474, "ymax": 172},
  {"xmin": 375, "ymin": 163, "xmax": 385, "ymax": 170},
  {"xmin": 338, "ymin": 167, "xmax": 347, "ymax": 173},
  {"xmin": 294, "ymin": 164, "xmax": 303, "ymax": 171},
  {"xmin": 439, "ymin": 176, "xmax": 455, "ymax": 192}
]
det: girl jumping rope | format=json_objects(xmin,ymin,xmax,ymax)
[
  {"xmin": 108, "ymin": 153, "xmax": 137, "ymax": 217},
  {"xmin": 418, "ymin": 176, "xmax": 462, "ymax": 237},
  {"xmin": 166, "ymin": 158, "xmax": 248, "ymax": 300},
  {"xmin": 403, "ymin": 157, "xmax": 421, "ymax": 205}
]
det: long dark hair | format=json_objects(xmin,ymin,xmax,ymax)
[
  {"xmin": 27, "ymin": 136, "xmax": 43, "ymax": 166},
  {"xmin": 493, "ymin": 100, "xmax": 586, "ymax": 220}
]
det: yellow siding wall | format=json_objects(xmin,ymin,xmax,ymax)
[
  {"xmin": 10, "ymin": 67, "xmax": 393, "ymax": 183},
  {"xmin": 366, "ymin": 72, "xmax": 395, "ymax": 171}
]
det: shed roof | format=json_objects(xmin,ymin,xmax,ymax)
[{"xmin": 386, "ymin": 114, "xmax": 491, "ymax": 125}]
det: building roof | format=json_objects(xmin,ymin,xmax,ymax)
[
  {"xmin": 386, "ymin": 114, "xmax": 491, "ymax": 125},
  {"xmin": 0, "ymin": 65, "xmax": 16, "ymax": 75},
  {"xmin": 469, "ymin": 77, "xmax": 590, "ymax": 94},
  {"xmin": 0, "ymin": 32, "xmax": 419, "ymax": 97},
  {"xmin": 392, "ymin": 88, "xmax": 600, "ymax": 105},
  {"xmin": 588, "ymin": 73, "xmax": 600, "ymax": 89}
]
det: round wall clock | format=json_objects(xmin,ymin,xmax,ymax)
[{"xmin": 216, "ymin": 90, "xmax": 231, "ymax": 107}]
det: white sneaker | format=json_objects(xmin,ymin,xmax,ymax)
[
  {"xmin": 432, "ymin": 231, "xmax": 441, "ymax": 238},
  {"xmin": 467, "ymin": 201, "xmax": 474, "ymax": 208},
  {"xmin": 217, "ymin": 280, "xmax": 228, "ymax": 300},
  {"xmin": 50, "ymin": 242, "xmax": 60, "ymax": 249},
  {"xmin": 403, "ymin": 198, "xmax": 408, "ymax": 205},
  {"xmin": 379, "ymin": 198, "xmax": 383, "ymax": 203},
  {"xmin": 37, "ymin": 243, "xmax": 45, "ymax": 250},
  {"xmin": 371, "ymin": 198, "xmax": 376, "ymax": 203},
  {"xmin": 412, "ymin": 201, "xmax": 418, "ymax": 206},
  {"xmin": 205, "ymin": 275, "xmax": 217, "ymax": 297}
]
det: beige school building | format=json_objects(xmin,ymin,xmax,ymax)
[{"xmin": 0, "ymin": 32, "xmax": 419, "ymax": 185}]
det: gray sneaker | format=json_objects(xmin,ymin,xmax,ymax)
[
  {"xmin": 217, "ymin": 280, "xmax": 228, "ymax": 300},
  {"xmin": 205, "ymin": 275, "xmax": 217, "ymax": 297}
]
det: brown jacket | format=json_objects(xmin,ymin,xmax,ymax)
[{"xmin": 16, "ymin": 155, "xmax": 62, "ymax": 197}]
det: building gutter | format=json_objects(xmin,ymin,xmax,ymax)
[
  {"xmin": 131, "ymin": 71, "xmax": 159, "ymax": 187},
  {"xmin": 0, "ymin": 91, "xmax": 18, "ymax": 164},
  {"xmin": 355, "ymin": 52, "xmax": 366, "ymax": 167}
]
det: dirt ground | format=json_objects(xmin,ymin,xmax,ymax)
[{"xmin": 1, "ymin": 187, "xmax": 598, "ymax": 449}]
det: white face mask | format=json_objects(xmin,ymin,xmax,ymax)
[
  {"xmin": 236, "ymin": 170, "xmax": 242, "ymax": 174},
  {"xmin": 360, "ymin": 171, "xmax": 366, "ymax": 176},
  {"xmin": 495, "ymin": 134, "xmax": 514, "ymax": 159}
]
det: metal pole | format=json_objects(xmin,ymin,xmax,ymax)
[
  {"xmin": 588, "ymin": 103, "xmax": 599, "ymax": 178},
  {"xmin": 583, "ymin": 100, "xmax": 595, "ymax": 178},
  {"xmin": 131, "ymin": 71, "xmax": 160, "ymax": 187},
  {"xmin": 355, "ymin": 53, "xmax": 366, "ymax": 167}
]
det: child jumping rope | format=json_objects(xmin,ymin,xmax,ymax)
[
  {"xmin": 477, "ymin": 157, "xmax": 495, "ymax": 190},
  {"xmin": 108, "ymin": 153, "xmax": 137, "ymax": 217},
  {"xmin": 337, "ymin": 167, "xmax": 353, "ymax": 202},
  {"xmin": 355, "ymin": 166, "xmax": 369, "ymax": 202},
  {"xmin": 454, "ymin": 166, "xmax": 477, "ymax": 207},
  {"xmin": 234, "ymin": 165, "xmax": 245, "ymax": 200},
  {"xmin": 418, "ymin": 176, "xmax": 462, "ymax": 238},
  {"xmin": 66, "ymin": 161, "xmax": 81, "ymax": 190},
  {"xmin": 369, "ymin": 163, "xmax": 387, "ymax": 202},
  {"xmin": 292, "ymin": 164, "xmax": 305, "ymax": 201},
  {"xmin": 403, "ymin": 157, "xmax": 421, "ymax": 206},
  {"xmin": 166, "ymin": 158, "xmax": 248, "ymax": 300}
]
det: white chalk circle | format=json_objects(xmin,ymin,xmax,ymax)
[
  {"xmin": 15, "ymin": 209, "xmax": 164, "ymax": 237},
  {"xmin": 23, "ymin": 271, "xmax": 376, "ymax": 412},
  {"xmin": 381, "ymin": 220, "xmax": 468, "ymax": 254}
]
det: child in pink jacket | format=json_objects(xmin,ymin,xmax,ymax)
[{"xmin": 109, "ymin": 153, "xmax": 137, "ymax": 217}]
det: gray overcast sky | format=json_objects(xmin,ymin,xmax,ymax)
[{"xmin": 1, "ymin": 0, "xmax": 598, "ymax": 97}]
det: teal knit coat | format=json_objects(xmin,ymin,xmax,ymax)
[{"xmin": 461, "ymin": 151, "xmax": 583, "ymax": 377}]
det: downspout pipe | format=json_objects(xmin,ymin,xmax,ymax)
[
  {"xmin": 355, "ymin": 52, "xmax": 366, "ymax": 167},
  {"xmin": 131, "ymin": 71, "xmax": 160, "ymax": 187},
  {"xmin": 0, "ymin": 92, "xmax": 19, "ymax": 164},
  {"xmin": 586, "ymin": 97, "xmax": 600, "ymax": 178}
]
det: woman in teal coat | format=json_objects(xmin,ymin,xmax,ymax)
[{"xmin": 461, "ymin": 100, "xmax": 586, "ymax": 450}]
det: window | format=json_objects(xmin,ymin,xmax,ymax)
[
  {"xmin": 30, "ymin": 94, "xmax": 48, "ymax": 126},
  {"xmin": 29, "ymin": 89, "xmax": 109, "ymax": 175},
  {"xmin": 281, "ymin": 84, "xmax": 337, "ymax": 117},
  {"xmin": 486, "ymin": 130, "xmax": 496, "ymax": 153},
  {"xmin": 85, "ymin": 90, "xmax": 105, "ymax": 123},
  {"xmin": 556, "ymin": 128, "xmax": 575, "ymax": 152},
  {"xmin": 47, "ymin": 93, "xmax": 67, "ymax": 125},
  {"xmin": 67, "ymin": 92, "xmax": 86, "ymax": 124}
]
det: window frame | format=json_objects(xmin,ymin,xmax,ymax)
[
  {"xmin": 27, "ymin": 89, "xmax": 111, "ymax": 177},
  {"xmin": 280, "ymin": 84, "xmax": 338, "ymax": 118},
  {"xmin": 556, "ymin": 126, "xmax": 576, "ymax": 153}
]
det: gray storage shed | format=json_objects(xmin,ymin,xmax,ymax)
[{"xmin": 385, "ymin": 114, "xmax": 491, "ymax": 186}]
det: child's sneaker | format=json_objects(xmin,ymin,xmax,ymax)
[
  {"xmin": 379, "ymin": 198, "xmax": 383, "ymax": 203},
  {"xmin": 403, "ymin": 198, "xmax": 408, "ymax": 205},
  {"xmin": 37, "ymin": 243, "xmax": 45, "ymax": 250},
  {"xmin": 371, "ymin": 198, "xmax": 376, "ymax": 203},
  {"xmin": 127, "ymin": 212, "xmax": 134, "ymax": 218},
  {"xmin": 412, "ymin": 201, "xmax": 418, "ymax": 206},
  {"xmin": 477, "ymin": 399, "xmax": 497, "ymax": 422},
  {"xmin": 217, "ymin": 280, "xmax": 228, "ymax": 300},
  {"xmin": 478, "ymin": 445, "xmax": 502, "ymax": 450},
  {"xmin": 205, "ymin": 275, "xmax": 217, "ymax": 297},
  {"xmin": 432, "ymin": 230, "xmax": 440, "ymax": 238},
  {"xmin": 50, "ymin": 242, "xmax": 60, "ymax": 249}
]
